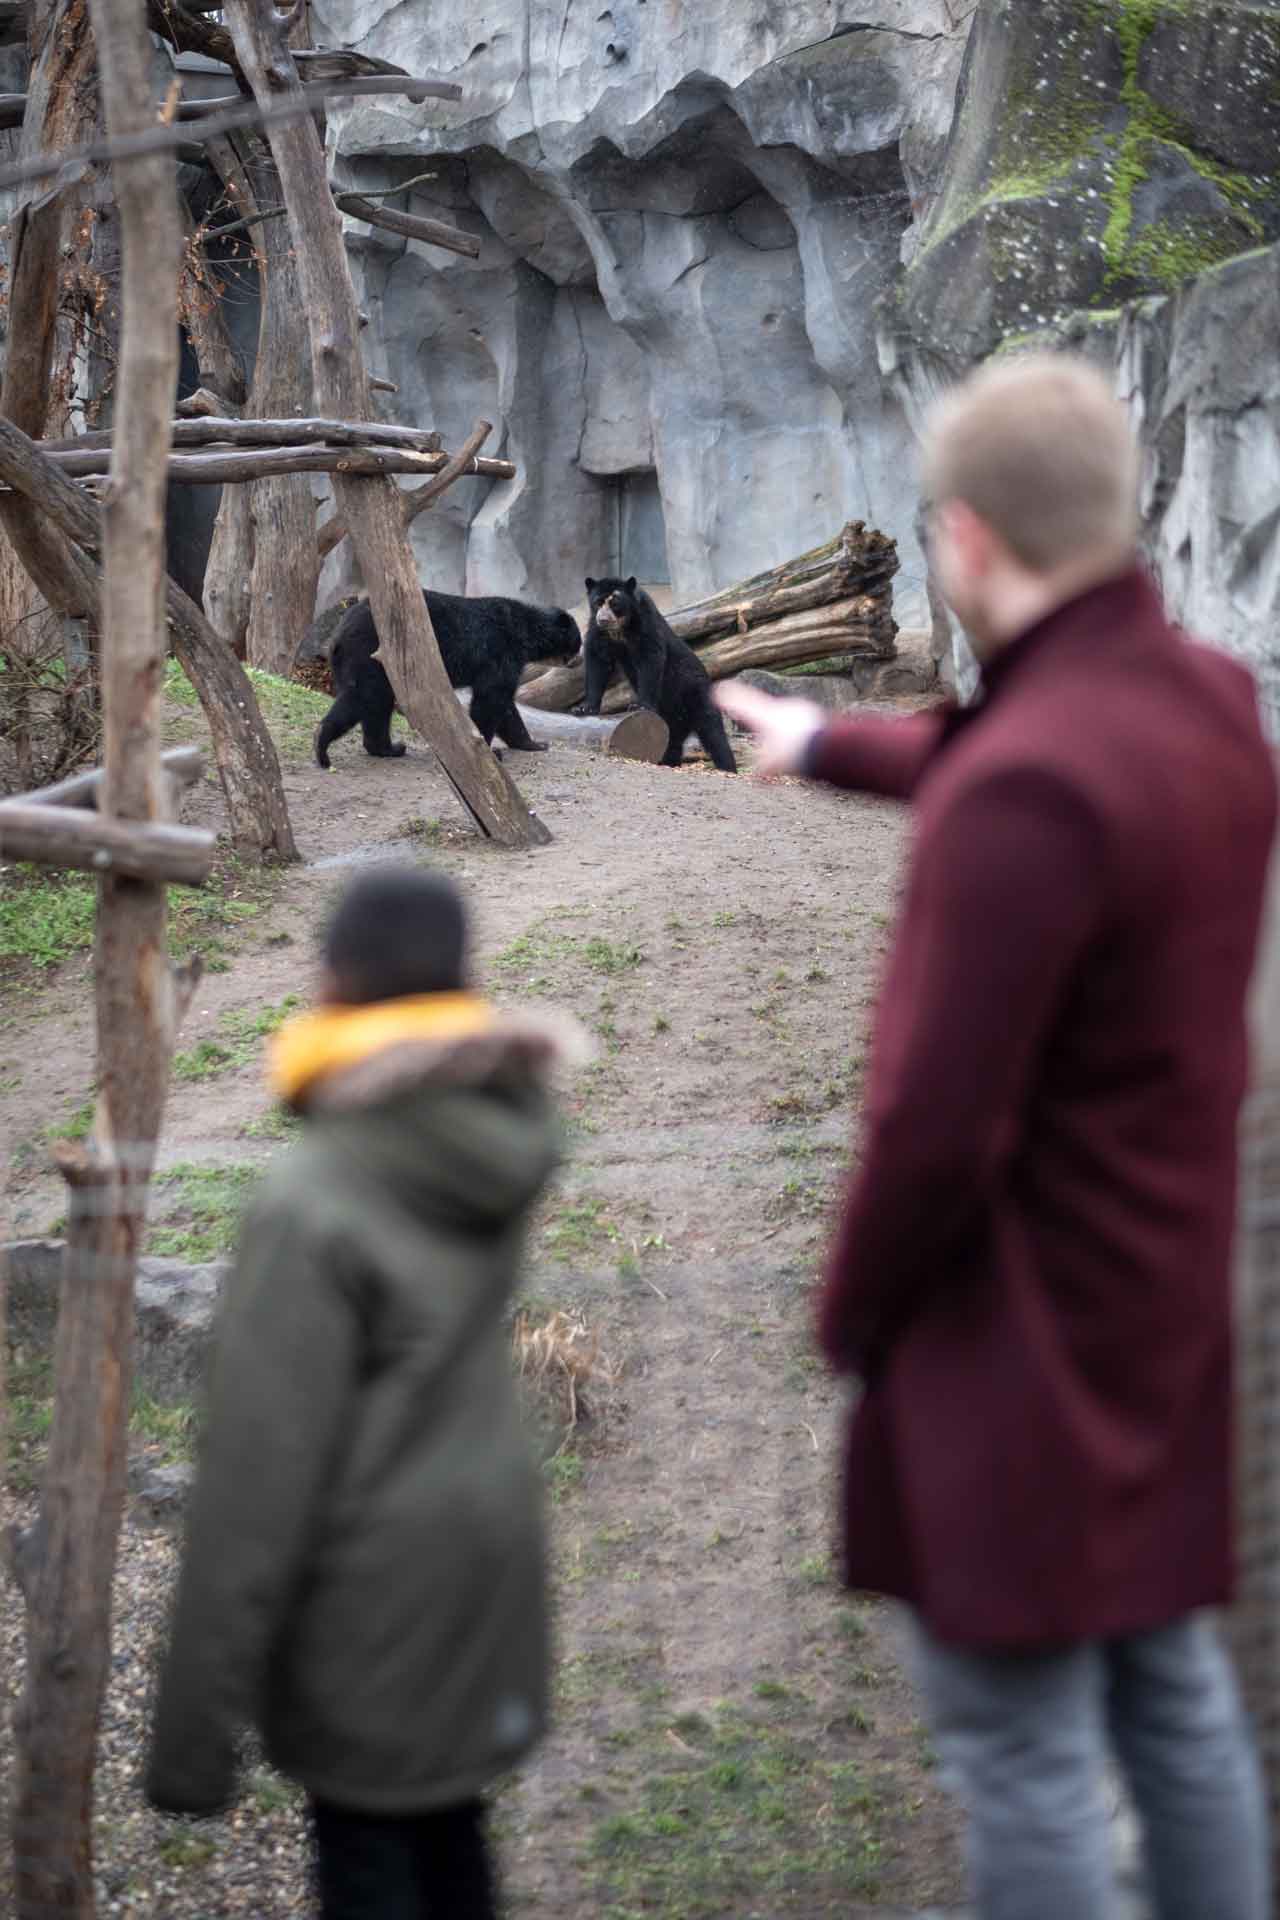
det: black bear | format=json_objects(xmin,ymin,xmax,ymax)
[
  {"xmin": 314, "ymin": 589, "xmax": 581, "ymax": 769},
  {"xmin": 581, "ymin": 576, "xmax": 737, "ymax": 772}
]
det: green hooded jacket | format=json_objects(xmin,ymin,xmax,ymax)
[{"xmin": 147, "ymin": 1000, "xmax": 583, "ymax": 1816}]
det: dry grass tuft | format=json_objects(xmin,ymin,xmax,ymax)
[{"xmin": 513, "ymin": 1308, "xmax": 617, "ymax": 1445}]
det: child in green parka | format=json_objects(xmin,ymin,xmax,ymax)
[{"xmin": 147, "ymin": 867, "xmax": 588, "ymax": 1920}]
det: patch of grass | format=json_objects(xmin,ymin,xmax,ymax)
[
  {"xmin": 247, "ymin": 1769, "xmax": 299, "ymax": 1816},
  {"xmin": 586, "ymin": 1701, "xmax": 884, "ymax": 1915},
  {"xmin": 543, "ymin": 1194, "xmax": 620, "ymax": 1263},
  {"xmin": 147, "ymin": 1161, "xmax": 261, "ymax": 1261},
  {"xmin": 46, "ymin": 1097, "xmax": 95, "ymax": 1143},
  {"xmin": 544, "ymin": 1449, "xmax": 585, "ymax": 1502},
  {"xmin": 172, "ymin": 993, "xmax": 301, "ymax": 1083},
  {"xmin": 652, "ymin": 1013, "xmax": 671, "ymax": 1035},
  {"xmin": 711, "ymin": 909, "xmax": 738, "ymax": 928},
  {"xmin": 835, "ymin": 1604, "xmax": 869, "ymax": 1643},
  {"xmin": 584, "ymin": 936, "xmax": 644, "ymax": 977},
  {"xmin": 0, "ymin": 854, "xmax": 276, "ymax": 979},
  {"xmin": 0, "ymin": 867, "xmax": 96, "ymax": 968},
  {"xmin": 402, "ymin": 814, "xmax": 444, "ymax": 844},
  {"xmin": 130, "ymin": 1392, "xmax": 199, "ymax": 1464},
  {"xmin": 795, "ymin": 1553, "xmax": 833, "ymax": 1587},
  {"xmin": 156, "ymin": 1830, "xmax": 217, "ymax": 1870},
  {"xmin": 167, "ymin": 869, "xmax": 270, "ymax": 970},
  {"xmin": 241, "ymin": 1106, "xmax": 302, "ymax": 1142}
]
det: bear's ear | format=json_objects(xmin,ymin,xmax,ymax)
[
  {"xmin": 584, "ymin": 577, "xmax": 596, "ymax": 593},
  {"xmin": 625, "ymin": 576, "xmax": 637, "ymax": 594}
]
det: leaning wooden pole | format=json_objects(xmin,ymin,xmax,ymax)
[
  {"xmin": 223, "ymin": 0, "xmax": 547, "ymax": 848},
  {"xmin": 9, "ymin": 4, "xmax": 199, "ymax": 1913}
]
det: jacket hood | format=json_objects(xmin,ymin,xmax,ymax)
[{"xmin": 269, "ymin": 992, "xmax": 592, "ymax": 1233}]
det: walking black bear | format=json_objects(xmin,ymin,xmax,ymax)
[
  {"xmin": 580, "ymin": 577, "xmax": 737, "ymax": 773},
  {"xmin": 314, "ymin": 589, "xmax": 581, "ymax": 769}
]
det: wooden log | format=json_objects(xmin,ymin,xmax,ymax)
[
  {"xmin": 225, "ymin": 0, "xmax": 548, "ymax": 851},
  {"xmin": 40, "ymin": 416, "xmax": 446, "ymax": 455},
  {"xmin": 316, "ymin": 417, "xmax": 492, "ymax": 563},
  {"xmin": 39, "ymin": 443, "xmax": 517, "ymax": 485},
  {"xmin": 175, "ymin": 386, "xmax": 239, "ymax": 419},
  {"xmin": 332, "ymin": 190, "xmax": 480, "ymax": 259},
  {"xmin": 11, "ymin": 744, "xmax": 204, "ymax": 811},
  {"xmin": 671, "ymin": 524, "xmax": 899, "ymax": 648},
  {"xmin": 0, "ymin": 806, "xmax": 215, "ymax": 882},
  {"xmin": 508, "ymin": 703, "xmax": 669, "ymax": 762},
  {"xmin": 519, "ymin": 596, "xmax": 891, "ymax": 715},
  {"xmin": 669, "ymin": 521, "xmax": 898, "ymax": 642}
]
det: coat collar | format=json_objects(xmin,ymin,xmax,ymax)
[
  {"xmin": 936, "ymin": 566, "xmax": 1168, "ymax": 752},
  {"xmin": 269, "ymin": 991, "xmax": 593, "ymax": 1113}
]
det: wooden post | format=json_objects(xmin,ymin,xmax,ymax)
[
  {"xmin": 223, "ymin": 0, "xmax": 548, "ymax": 850},
  {"xmin": 8, "ymin": 2, "xmax": 201, "ymax": 1912},
  {"xmin": 1231, "ymin": 817, "xmax": 1280, "ymax": 1914}
]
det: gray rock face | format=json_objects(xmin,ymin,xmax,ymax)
[
  {"xmin": 1117, "ymin": 243, "xmax": 1280, "ymax": 730},
  {"xmin": 879, "ymin": 0, "xmax": 1280, "ymax": 717},
  {"xmin": 308, "ymin": 0, "xmax": 975, "ymax": 625}
]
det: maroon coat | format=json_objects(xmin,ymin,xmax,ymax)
[{"xmin": 809, "ymin": 569, "xmax": 1277, "ymax": 1648}]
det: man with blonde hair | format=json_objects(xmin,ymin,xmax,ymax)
[{"xmin": 719, "ymin": 355, "xmax": 1277, "ymax": 1918}]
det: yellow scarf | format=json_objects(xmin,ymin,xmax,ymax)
[{"xmin": 269, "ymin": 991, "xmax": 498, "ymax": 1106}]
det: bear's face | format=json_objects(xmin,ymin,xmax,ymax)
[{"xmin": 585, "ymin": 576, "xmax": 639, "ymax": 634}]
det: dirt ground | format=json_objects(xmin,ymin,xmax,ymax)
[{"xmin": 1, "ymin": 685, "xmax": 965, "ymax": 1917}]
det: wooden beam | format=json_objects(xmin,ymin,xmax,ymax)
[
  {"xmin": 0, "ymin": 806, "xmax": 215, "ymax": 882},
  {"xmin": 11, "ymin": 745, "xmax": 205, "ymax": 812},
  {"xmin": 332, "ymin": 189, "xmax": 480, "ymax": 259},
  {"xmin": 40, "ymin": 417, "xmax": 446, "ymax": 455},
  {"xmin": 39, "ymin": 444, "xmax": 516, "ymax": 485}
]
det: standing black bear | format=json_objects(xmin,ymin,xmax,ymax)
[
  {"xmin": 580, "ymin": 577, "xmax": 737, "ymax": 772},
  {"xmin": 315, "ymin": 589, "xmax": 581, "ymax": 769}
]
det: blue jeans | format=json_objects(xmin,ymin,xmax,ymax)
[{"xmin": 910, "ymin": 1613, "xmax": 1270, "ymax": 1920}]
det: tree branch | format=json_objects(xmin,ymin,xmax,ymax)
[{"xmin": 0, "ymin": 74, "xmax": 464, "ymax": 195}]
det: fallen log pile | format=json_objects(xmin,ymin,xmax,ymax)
[{"xmin": 518, "ymin": 520, "xmax": 899, "ymax": 714}]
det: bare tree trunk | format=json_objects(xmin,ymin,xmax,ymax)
[
  {"xmin": 204, "ymin": 6, "xmax": 318, "ymax": 675},
  {"xmin": 0, "ymin": 0, "xmax": 107, "ymax": 634},
  {"xmin": 198, "ymin": 138, "xmax": 256, "ymax": 653},
  {"xmin": 10, "ymin": 2, "xmax": 196, "ymax": 1912},
  {"xmin": 224, "ymin": 0, "xmax": 547, "ymax": 848}
]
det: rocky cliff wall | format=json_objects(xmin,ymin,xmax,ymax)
[
  {"xmin": 879, "ymin": 0, "xmax": 1280, "ymax": 722},
  {"xmin": 311, "ymin": 2, "xmax": 976, "ymax": 622}
]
